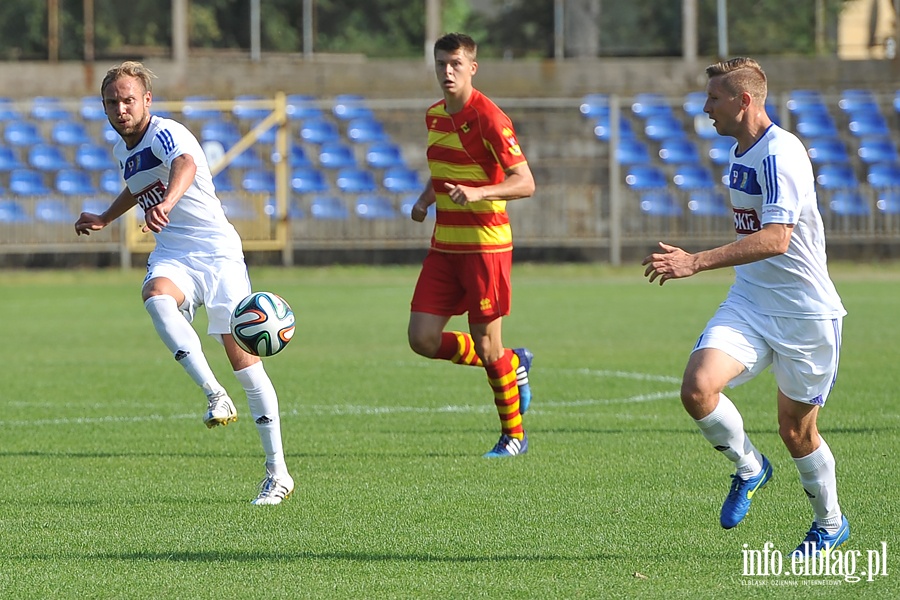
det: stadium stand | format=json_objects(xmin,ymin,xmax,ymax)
[
  {"xmin": 347, "ymin": 118, "xmax": 388, "ymax": 144},
  {"xmin": 4, "ymin": 121, "xmax": 44, "ymax": 146},
  {"xmin": 828, "ymin": 190, "xmax": 870, "ymax": 216},
  {"xmin": 355, "ymin": 194, "xmax": 396, "ymax": 219},
  {"xmin": 55, "ymin": 169, "xmax": 98, "ymax": 196},
  {"xmin": 332, "ymin": 94, "xmax": 374, "ymax": 121},
  {"xmin": 35, "ymin": 198, "xmax": 74, "ymax": 222},
  {"xmin": 28, "ymin": 143, "xmax": 71, "ymax": 171},
  {"xmin": 10, "ymin": 169, "xmax": 51, "ymax": 195},
  {"xmin": 672, "ymin": 164, "xmax": 717, "ymax": 190},
  {"xmin": 0, "ymin": 97, "xmax": 22, "ymax": 121},
  {"xmin": 31, "ymin": 96, "xmax": 71, "ymax": 121},
  {"xmin": 336, "ymin": 168, "xmax": 377, "ymax": 193},
  {"xmin": 0, "ymin": 199, "xmax": 30, "ymax": 222},
  {"xmin": 290, "ymin": 167, "xmax": 330, "ymax": 194},
  {"xmin": 382, "ymin": 167, "xmax": 421, "ymax": 193},
  {"xmin": 310, "ymin": 195, "xmax": 349, "ymax": 220},
  {"xmin": 816, "ymin": 163, "xmax": 859, "ymax": 189},
  {"xmin": 687, "ymin": 189, "xmax": 730, "ymax": 217},
  {"xmin": 579, "ymin": 93, "xmax": 609, "ymax": 119},
  {"xmin": 51, "ymin": 121, "xmax": 92, "ymax": 146},
  {"xmin": 0, "ymin": 145, "xmax": 23, "ymax": 170},
  {"xmin": 318, "ymin": 142, "xmax": 356, "ymax": 169},
  {"xmin": 285, "ymin": 94, "xmax": 323, "ymax": 121},
  {"xmin": 241, "ymin": 169, "xmax": 276, "ymax": 194},
  {"xmin": 365, "ymin": 141, "xmax": 405, "ymax": 169},
  {"xmin": 300, "ymin": 118, "xmax": 340, "ymax": 144},
  {"xmin": 75, "ymin": 143, "xmax": 116, "ymax": 171},
  {"xmin": 658, "ymin": 137, "xmax": 700, "ymax": 164},
  {"xmin": 625, "ymin": 164, "xmax": 668, "ymax": 189},
  {"xmin": 807, "ymin": 137, "xmax": 851, "ymax": 164},
  {"xmin": 638, "ymin": 190, "xmax": 682, "ymax": 216}
]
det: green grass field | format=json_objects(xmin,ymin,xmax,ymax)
[{"xmin": 1, "ymin": 262, "xmax": 897, "ymax": 599}]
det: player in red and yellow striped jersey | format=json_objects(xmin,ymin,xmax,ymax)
[{"xmin": 407, "ymin": 33, "xmax": 536, "ymax": 458}]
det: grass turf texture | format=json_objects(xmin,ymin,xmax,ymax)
[{"xmin": 0, "ymin": 263, "xmax": 897, "ymax": 599}]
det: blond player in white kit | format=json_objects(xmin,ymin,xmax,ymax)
[
  {"xmin": 642, "ymin": 57, "xmax": 848, "ymax": 559},
  {"xmin": 75, "ymin": 61, "xmax": 293, "ymax": 505}
]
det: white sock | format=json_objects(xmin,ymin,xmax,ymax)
[
  {"xmin": 144, "ymin": 295, "xmax": 224, "ymax": 395},
  {"xmin": 695, "ymin": 393, "xmax": 763, "ymax": 478},
  {"xmin": 794, "ymin": 436, "xmax": 842, "ymax": 532},
  {"xmin": 234, "ymin": 362, "xmax": 289, "ymax": 478}
]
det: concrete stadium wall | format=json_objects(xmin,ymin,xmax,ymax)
[{"xmin": 2, "ymin": 55, "xmax": 898, "ymax": 101}]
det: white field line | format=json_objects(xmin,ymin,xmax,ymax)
[{"xmin": 0, "ymin": 368, "xmax": 680, "ymax": 427}]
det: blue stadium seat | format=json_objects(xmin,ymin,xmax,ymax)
[
  {"xmin": 333, "ymin": 94, "xmax": 374, "ymax": 121},
  {"xmin": 213, "ymin": 172, "xmax": 235, "ymax": 193},
  {"xmin": 382, "ymin": 167, "xmax": 421, "ymax": 193},
  {"xmin": 848, "ymin": 113, "xmax": 889, "ymax": 137},
  {"xmin": 631, "ymin": 93, "xmax": 672, "ymax": 119},
  {"xmin": 828, "ymin": 190, "xmax": 870, "ymax": 216},
  {"xmin": 807, "ymin": 137, "xmax": 850, "ymax": 164},
  {"xmin": 347, "ymin": 118, "xmax": 387, "ymax": 143},
  {"xmin": 857, "ymin": 136, "xmax": 898, "ymax": 164},
  {"xmin": 639, "ymin": 191, "xmax": 682, "ymax": 216},
  {"xmin": 10, "ymin": 169, "xmax": 50, "ymax": 196},
  {"xmin": 300, "ymin": 119, "xmax": 340, "ymax": 144},
  {"xmin": 31, "ymin": 96, "xmax": 71, "ymax": 121},
  {"xmin": 816, "ymin": 163, "xmax": 858, "ymax": 189},
  {"xmin": 100, "ymin": 169, "xmax": 122, "ymax": 194},
  {"xmin": 877, "ymin": 190, "xmax": 900, "ymax": 214},
  {"xmin": 786, "ymin": 90, "xmax": 827, "ymax": 114},
  {"xmin": 593, "ymin": 115, "xmax": 634, "ymax": 141},
  {"xmin": 625, "ymin": 165, "xmax": 667, "ymax": 190},
  {"xmin": 838, "ymin": 89, "xmax": 879, "ymax": 115},
  {"xmin": 867, "ymin": 162, "xmax": 900, "ymax": 188},
  {"xmin": 230, "ymin": 146, "xmax": 264, "ymax": 169},
  {"xmin": 0, "ymin": 199, "xmax": 30, "ymax": 222},
  {"xmin": 310, "ymin": 195, "xmax": 349, "ymax": 219},
  {"xmin": 355, "ymin": 194, "xmax": 396, "ymax": 219},
  {"xmin": 708, "ymin": 136, "xmax": 735, "ymax": 164},
  {"xmin": 241, "ymin": 169, "xmax": 276, "ymax": 194},
  {"xmin": 182, "ymin": 95, "xmax": 221, "ymax": 120},
  {"xmin": 233, "ymin": 94, "xmax": 269, "ymax": 121},
  {"xmin": 278, "ymin": 144, "xmax": 313, "ymax": 168},
  {"xmin": 285, "ymin": 94, "xmax": 323, "ymax": 121},
  {"xmin": 4, "ymin": 121, "xmax": 44, "ymax": 146},
  {"xmin": 201, "ymin": 120, "xmax": 240, "ymax": 146},
  {"xmin": 336, "ymin": 168, "xmax": 377, "ymax": 193},
  {"xmin": 0, "ymin": 97, "xmax": 22, "ymax": 121},
  {"xmin": 0, "ymin": 145, "xmax": 23, "ymax": 170},
  {"xmin": 318, "ymin": 142, "xmax": 356, "ymax": 169},
  {"xmin": 28, "ymin": 144, "xmax": 71, "ymax": 171},
  {"xmin": 52, "ymin": 121, "xmax": 92, "ymax": 146},
  {"xmin": 290, "ymin": 167, "xmax": 329, "ymax": 194},
  {"xmin": 894, "ymin": 90, "xmax": 900, "ymax": 115},
  {"xmin": 682, "ymin": 91, "xmax": 707, "ymax": 117},
  {"xmin": 687, "ymin": 190, "xmax": 730, "ymax": 216},
  {"xmin": 365, "ymin": 141, "xmax": 405, "ymax": 169},
  {"xmin": 673, "ymin": 164, "xmax": 716, "ymax": 189},
  {"xmin": 644, "ymin": 115, "xmax": 685, "ymax": 141},
  {"xmin": 56, "ymin": 169, "xmax": 98, "ymax": 195},
  {"xmin": 615, "ymin": 138, "xmax": 651, "ymax": 164},
  {"xmin": 579, "ymin": 93, "xmax": 609, "ymax": 119},
  {"xmin": 35, "ymin": 198, "xmax": 73, "ymax": 222},
  {"xmin": 80, "ymin": 96, "xmax": 106, "ymax": 122},
  {"xmin": 796, "ymin": 112, "xmax": 838, "ymax": 138},
  {"xmin": 264, "ymin": 196, "xmax": 305, "ymax": 219},
  {"xmin": 75, "ymin": 143, "xmax": 116, "ymax": 171},
  {"xmin": 658, "ymin": 137, "xmax": 699, "ymax": 163}
]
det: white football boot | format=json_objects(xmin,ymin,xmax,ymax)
[
  {"xmin": 203, "ymin": 390, "xmax": 238, "ymax": 428},
  {"xmin": 251, "ymin": 473, "xmax": 295, "ymax": 506}
]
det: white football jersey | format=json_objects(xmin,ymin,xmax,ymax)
[
  {"xmin": 112, "ymin": 115, "xmax": 243, "ymax": 260},
  {"xmin": 724, "ymin": 124, "xmax": 845, "ymax": 319}
]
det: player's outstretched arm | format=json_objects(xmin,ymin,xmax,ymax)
[
  {"xmin": 642, "ymin": 223, "xmax": 793, "ymax": 285},
  {"xmin": 74, "ymin": 186, "xmax": 138, "ymax": 236}
]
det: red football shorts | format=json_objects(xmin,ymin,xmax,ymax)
[{"xmin": 410, "ymin": 250, "xmax": 512, "ymax": 324}]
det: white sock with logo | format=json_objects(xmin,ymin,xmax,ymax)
[
  {"xmin": 794, "ymin": 436, "xmax": 842, "ymax": 532},
  {"xmin": 234, "ymin": 362, "xmax": 288, "ymax": 478},
  {"xmin": 695, "ymin": 393, "xmax": 764, "ymax": 479},
  {"xmin": 144, "ymin": 295, "xmax": 223, "ymax": 395}
]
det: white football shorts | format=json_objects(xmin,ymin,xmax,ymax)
[
  {"xmin": 693, "ymin": 301, "xmax": 842, "ymax": 406},
  {"xmin": 144, "ymin": 255, "xmax": 252, "ymax": 338}
]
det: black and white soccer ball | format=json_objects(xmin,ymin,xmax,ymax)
[{"xmin": 230, "ymin": 292, "xmax": 295, "ymax": 357}]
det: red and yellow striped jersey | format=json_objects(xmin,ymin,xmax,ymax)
[{"xmin": 425, "ymin": 89, "xmax": 528, "ymax": 253}]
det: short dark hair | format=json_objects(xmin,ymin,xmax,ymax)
[{"xmin": 434, "ymin": 33, "xmax": 477, "ymax": 61}]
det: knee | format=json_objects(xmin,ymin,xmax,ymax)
[
  {"xmin": 407, "ymin": 327, "xmax": 438, "ymax": 358},
  {"xmin": 680, "ymin": 373, "xmax": 721, "ymax": 419},
  {"xmin": 778, "ymin": 419, "xmax": 816, "ymax": 451}
]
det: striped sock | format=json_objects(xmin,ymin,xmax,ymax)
[
  {"xmin": 435, "ymin": 331, "xmax": 483, "ymax": 366},
  {"xmin": 485, "ymin": 349, "xmax": 524, "ymax": 440}
]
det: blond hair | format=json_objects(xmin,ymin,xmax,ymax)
[
  {"xmin": 705, "ymin": 57, "xmax": 767, "ymax": 105},
  {"xmin": 100, "ymin": 61, "xmax": 156, "ymax": 96}
]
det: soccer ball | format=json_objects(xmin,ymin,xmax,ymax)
[{"xmin": 230, "ymin": 292, "xmax": 295, "ymax": 357}]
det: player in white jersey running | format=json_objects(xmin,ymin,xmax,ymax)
[
  {"xmin": 74, "ymin": 61, "xmax": 293, "ymax": 505},
  {"xmin": 642, "ymin": 57, "xmax": 848, "ymax": 558}
]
